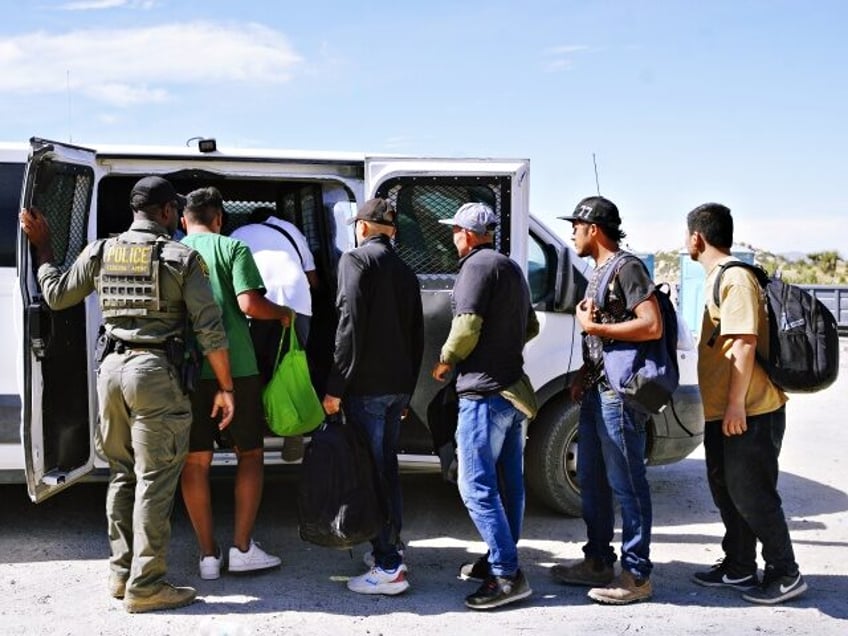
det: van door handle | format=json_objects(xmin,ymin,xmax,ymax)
[{"xmin": 26, "ymin": 301, "xmax": 52, "ymax": 360}]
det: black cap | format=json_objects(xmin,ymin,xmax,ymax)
[
  {"xmin": 130, "ymin": 176, "xmax": 186, "ymax": 211},
  {"xmin": 558, "ymin": 196, "xmax": 621, "ymax": 227},
  {"xmin": 347, "ymin": 197, "xmax": 396, "ymax": 226}
]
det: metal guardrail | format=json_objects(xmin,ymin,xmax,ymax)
[{"xmin": 800, "ymin": 285, "xmax": 848, "ymax": 334}]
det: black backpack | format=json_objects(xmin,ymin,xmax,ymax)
[
  {"xmin": 297, "ymin": 414, "xmax": 387, "ymax": 549},
  {"xmin": 709, "ymin": 261, "xmax": 840, "ymax": 393}
]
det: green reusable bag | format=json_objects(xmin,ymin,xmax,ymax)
[{"xmin": 262, "ymin": 326, "xmax": 325, "ymax": 436}]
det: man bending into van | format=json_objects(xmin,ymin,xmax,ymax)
[
  {"xmin": 20, "ymin": 177, "xmax": 235, "ymax": 613},
  {"xmin": 180, "ymin": 187, "xmax": 293, "ymax": 580}
]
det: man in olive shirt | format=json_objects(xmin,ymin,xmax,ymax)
[
  {"xmin": 20, "ymin": 176, "xmax": 234, "ymax": 613},
  {"xmin": 686, "ymin": 202, "xmax": 806, "ymax": 605}
]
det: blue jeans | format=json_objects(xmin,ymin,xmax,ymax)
[
  {"xmin": 344, "ymin": 393, "xmax": 409, "ymax": 571},
  {"xmin": 578, "ymin": 384, "xmax": 653, "ymax": 580},
  {"xmin": 455, "ymin": 394, "xmax": 526, "ymax": 577},
  {"xmin": 704, "ymin": 407, "xmax": 798, "ymax": 577}
]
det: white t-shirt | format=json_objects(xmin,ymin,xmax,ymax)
[{"xmin": 230, "ymin": 218, "xmax": 316, "ymax": 316}]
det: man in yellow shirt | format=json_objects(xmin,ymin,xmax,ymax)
[{"xmin": 686, "ymin": 202, "xmax": 806, "ymax": 605}]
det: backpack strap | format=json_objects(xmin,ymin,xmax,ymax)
[
  {"xmin": 707, "ymin": 261, "xmax": 770, "ymax": 347},
  {"xmin": 261, "ymin": 222, "xmax": 305, "ymax": 267},
  {"xmin": 593, "ymin": 250, "xmax": 640, "ymax": 309}
]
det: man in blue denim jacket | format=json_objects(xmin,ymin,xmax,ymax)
[{"xmin": 432, "ymin": 202, "xmax": 539, "ymax": 610}]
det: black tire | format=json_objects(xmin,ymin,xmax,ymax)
[{"xmin": 525, "ymin": 396, "xmax": 582, "ymax": 516}]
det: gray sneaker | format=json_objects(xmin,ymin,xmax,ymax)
[
  {"xmin": 459, "ymin": 554, "xmax": 491, "ymax": 582},
  {"xmin": 124, "ymin": 583, "xmax": 197, "ymax": 614},
  {"xmin": 551, "ymin": 557, "xmax": 615, "ymax": 586},
  {"xmin": 742, "ymin": 572, "xmax": 807, "ymax": 605},
  {"xmin": 465, "ymin": 569, "xmax": 532, "ymax": 610}
]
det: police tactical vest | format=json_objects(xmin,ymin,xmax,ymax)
[{"xmin": 97, "ymin": 235, "xmax": 181, "ymax": 318}]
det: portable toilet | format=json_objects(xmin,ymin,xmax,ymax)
[
  {"xmin": 633, "ymin": 252, "xmax": 655, "ymax": 280},
  {"xmin": 678, "ymin": 244, "xmax": 755, "ymax": 338}
]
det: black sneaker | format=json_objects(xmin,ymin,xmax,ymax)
[
  {"xmin": 742, "ymin": 572, "xmax": 807, "ymax": 605},
  {"xmin": 464, "ymin": 569, "xmax": 532, "ymax": 610},
  {"xmin": 692, "ymin": 561, "xmax": 759, "ymax": 590},
  {"xmin": 459, "ymin": 554, "xmax": 491, "ymax": 582}
]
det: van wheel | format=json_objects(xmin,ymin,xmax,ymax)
[{"xmin": 525, "ymin": 397, "xmax": 582, "ymax": 516}]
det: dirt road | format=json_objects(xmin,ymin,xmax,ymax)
[{"xmin": 1, "ymin": 345, "xmax": 847, "ymax": 635}]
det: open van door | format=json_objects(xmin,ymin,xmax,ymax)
[
  {"xmin": 364, "ymin": 157, "xmax": 529, "ymax": 454},
  {"xmin": 18, "ymin": 138, "xmax": 98, "ymax": 502}
]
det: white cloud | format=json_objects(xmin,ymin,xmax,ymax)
[
  {"xmin": 0, "ymin": 22, "xmax": 302, "ymax": 106},
  {"xmin": 58, "ymin": 0, "xmax": 156, "ymax": 10},
  {"xmin": 543, "ymin": 44, "xmax": 589, "ymax": 73},
  {"xmin": 546, "ymin": 45, "xmax": 589, "ymax": 55}
]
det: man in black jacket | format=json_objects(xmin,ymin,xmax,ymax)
[{"xmin": 322, "ymin": 197, "xmax": 424, "ymax": 596}]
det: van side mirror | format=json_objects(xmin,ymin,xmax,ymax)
[{"xmin": 553, "ymin": 247, "xmax": 588, "ymax": 313}]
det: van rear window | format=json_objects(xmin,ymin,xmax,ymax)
[{"xmin": 0, "ymin": 162, "xmax": 25, "ymax": 267}]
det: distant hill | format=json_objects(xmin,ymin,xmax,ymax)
[{"xmin": 654, "ymin": 247, "xmax": 847, "ymax": 287}]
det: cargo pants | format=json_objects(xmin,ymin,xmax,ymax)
[{"xmin": 95, "ymin": 350, "xmax": 192, "ymax": 596}]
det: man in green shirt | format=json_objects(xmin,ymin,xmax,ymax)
[{"xmin": 180, "ymin": 187, "xmax": 292, "ymax": 580}]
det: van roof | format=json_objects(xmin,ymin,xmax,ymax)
[{"xmin": 1, "ymin": 139, "xmax": 526, "ymax": 165}]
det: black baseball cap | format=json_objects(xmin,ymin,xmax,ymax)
[
  {"xmin": 347, "ymin": 197, "xmax": 396, "ymax": 226},
  {"xmin": 558, "ymin": 196, "xmax": 621, "ymax": 228},
  {"xmin": 130, "ymin": 176, "xmax": 186, "ymax": 211}
]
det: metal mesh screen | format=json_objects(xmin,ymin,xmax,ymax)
[
  {"xmin": 221, "ymin": 186, "xmax": 321, "ymax": 253},
  {"xmin": 221, "ymin": 200, "xmax": 269, "ymax": 235},
  {"xmin": 32, "ymin": 163, "xmax": 92, "ymax": 273},
  {"xmin": 378, "ymin": 178, "xmax": 508, "ymax": 277}
]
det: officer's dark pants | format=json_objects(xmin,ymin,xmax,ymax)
[{"xmin": 95, "ymin": 350, "xmax": 192, "ymax": 596}]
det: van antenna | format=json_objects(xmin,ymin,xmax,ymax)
[
  {"xmin": 66, "ymin": 70, "xmax": 73, "ymax": 143},
  {"xmin": 592, "ymin": 153, "xmax": 601, "ymax": 195}
]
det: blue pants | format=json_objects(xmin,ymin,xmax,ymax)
[
  {"xmin": 578, "ymin": 384, "xmax": 653, "ymax": 580},
  {"xmin": 344, "ymin": 393, "xmax": 409, "ymax": 571},
  {"xmin": 455, "ymin": 394, "xmax": 526, "ymax": 577}
]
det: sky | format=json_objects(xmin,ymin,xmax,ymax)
[{"xmin": 0, "ymin": 0, "xmax": 845, "ymax": 256}]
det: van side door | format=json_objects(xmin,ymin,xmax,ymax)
[
  {"xmin": 18, "ymin": 138, "xmax": 98, "ymax": 502},
  {"xmin": 364, "ymin": 157, "xmax": 529, "ymax": 454}
]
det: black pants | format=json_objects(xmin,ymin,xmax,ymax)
[{"xmin": 704, "ymin": 406, "xmax": 798, "ymax": 577}]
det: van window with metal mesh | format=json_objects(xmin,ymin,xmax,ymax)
[
  {"xmin": 376, "ymin": 178, "xmax": 510, "ymax": 277},
  {"xmin": 30, "ymin": 162, "xmax": 92, "ymax": 273}
]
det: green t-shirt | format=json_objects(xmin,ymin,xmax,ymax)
[{"xmin": 181, "ymin": 233, "xmax": 264, "ymax": 378}]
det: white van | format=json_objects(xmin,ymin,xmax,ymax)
[{"xmin": 7, "ymin": 137, "xmax": 704, "ymax": 515}]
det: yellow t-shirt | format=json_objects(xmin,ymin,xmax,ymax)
[{"xmin": 697, "ymin": 257, "xmax": 787, "ymax": 421}]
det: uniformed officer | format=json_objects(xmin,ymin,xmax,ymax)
[{"xmin": 20, "ymin": 176, "xmax": 235, "ymax": 614}]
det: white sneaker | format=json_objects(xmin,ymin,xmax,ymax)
[
  {"xmin": 228, "ymin": 540, "xmax": 282, "ymax": 573},
  {"xmin": 347, "ymin": 565, "xmax": 410, "ymax": 595},
  {"xmin": 362, "ymin": 544, "xmax": 405, "ymax": 568},
  {"xmin": 199, "ymin": 550, "xmax": 222, "ymax": 580}
]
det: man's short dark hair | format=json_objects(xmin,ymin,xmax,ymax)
[
  {"xmin": 249, "ymin": 206, "xmax": 276, "ymax": 224},
  {"xmin": 184, "ymin": 186, "xmax": 224, "ymax": 226},
  {"xmin": 687, "ymin": 202, "xmax": 733, "ymax": 249}
]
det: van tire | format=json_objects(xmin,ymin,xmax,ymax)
[{"xmin": 525, "ymin": 396, "xmax": 582, "ymax": 516}]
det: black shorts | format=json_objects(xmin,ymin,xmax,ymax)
[{"xmin": 188, "ymin": 376, "xmax": 264, "ymax": 452}]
